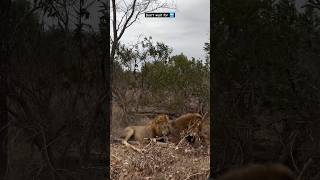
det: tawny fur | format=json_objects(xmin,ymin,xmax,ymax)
[
  {"xmin": 121, "ymin": 114, "xmax": 170, "ymax": 144},
  {"xmin": 217, "ymin": 164, "xmax": 295, "ymax": 180},
  {"xmin": 169, "ymin": 113, "xmax": 203, "ymax": 141}
]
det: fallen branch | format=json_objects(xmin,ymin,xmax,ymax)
[
  {"xmin": 155, "ymin": 142, "xmax": 169, "ymax": 147},
  {"xmin": 112, "ymin": 138, "xmax": 139, "ymax": 145},
  {"xmin": 111, "ymin": 154, "xmax": 121, "ymax": 161},
  {"xmin": 122, "ymin": 140, "xmax": 143, "ymax": 154}
]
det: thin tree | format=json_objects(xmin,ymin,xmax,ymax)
[{"xmin": 110, "ymin": 0, "xmax": 174, "ymax": 61}]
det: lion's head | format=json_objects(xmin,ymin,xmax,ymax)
[{"xmin": 150, "ymin": 114, "xmax": 171, "ymax": 136}]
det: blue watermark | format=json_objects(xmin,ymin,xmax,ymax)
[{"xmin": 169, "ymin": 12, "xmax": 175, "ymax": 18}]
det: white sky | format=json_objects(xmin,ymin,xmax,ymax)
[
  {"xmin": 40, "ymin": 0, "xmax": 307, "ymax": 62},
  {"xmin": 115, "ymin": 0, "xmax": 210, "ymax": 60}
]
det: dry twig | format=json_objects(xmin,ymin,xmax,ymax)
[{"xmin": 122, "ymin": 140, "xmax": 143, "ymax": 154}]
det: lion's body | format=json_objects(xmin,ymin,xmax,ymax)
[
  {"xmin": 170, "ymin": 113, "xmax": 203, "ymax": 133},
  {"xmin": 122, "ymin": 125, "xmax": 160, "ymax": 142},
  {"xmin": 217, "ymin": 164, "xmax": 295, "ymax": 180},
  {"xmin": 169, "ymin": 113, "xmax": 204, "ymax": 143},
  {"xmin": 121, "ymin": 114, "xmax": 170, "ymax": 152}
]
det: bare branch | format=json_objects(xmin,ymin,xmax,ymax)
[
  {"xmin": 122, "ymin": 140, "xmax": 143, "ymax": 153},
  {"xmin": 117, "ymin": 0, "xmax": 138, "ymax": 41},
  {"xmin": 110, "ymin": 0, "xmax": 174, "ymax": 60},
  {"xmin": 117, "ymin": 9, "xmax": 130, "ymax": 31}
]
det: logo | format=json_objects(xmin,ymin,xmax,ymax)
[{"xmin": 169, "ymin": 12, "xmax": 175, "ymax": 18}]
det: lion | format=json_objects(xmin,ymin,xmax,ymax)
[
  {"xmin": 217, "ymin": 164, "xmax": 295, "ymax": 180},
  {"xmin": 168, "ymin": 112, "xmax": 205, "ymax": 143},
  {"xmin": 121, "ymin": 114, "xmax": 170, "ymax": 152}
]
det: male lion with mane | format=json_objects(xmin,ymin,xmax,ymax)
[
  {"xmin": 121, "ymin": 114, "xmax": 170, "ymax": 152},
  {"xmin": 169, "ymin": 112, "xmax": 205, "ymax": 143}
]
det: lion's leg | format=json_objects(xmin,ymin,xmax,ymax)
[
  {"xmin": 123, "ymin": 127, "xmax": 135, "ymax": 143},
  {"xmin": 122, "ymin": 128, "xmax": 143, "ymax": 153},
  {"xmin": 121, "ymin": 127, "xmax": 134, "ymax": 146}
]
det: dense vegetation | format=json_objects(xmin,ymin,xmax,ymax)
[{"xmin": 112, "ymin": 37, "xmax": 210, "ymax": 116}]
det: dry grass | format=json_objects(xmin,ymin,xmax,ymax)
[{"xmin": 110, "ymin": 140, "xmax": 210, "ymax": 180}]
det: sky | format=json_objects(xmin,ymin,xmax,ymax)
[
  {"xmin": 115, "ymin": 0, "xmax": 210, "ymax": 61},
  {"xmin": 40, "ymin": 0, "xmax": 306, "ymax": 61}
]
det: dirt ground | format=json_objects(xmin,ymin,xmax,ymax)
[{"xmin": 110, "ymin": 140, "xmax": 210, "ymax": 180}]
